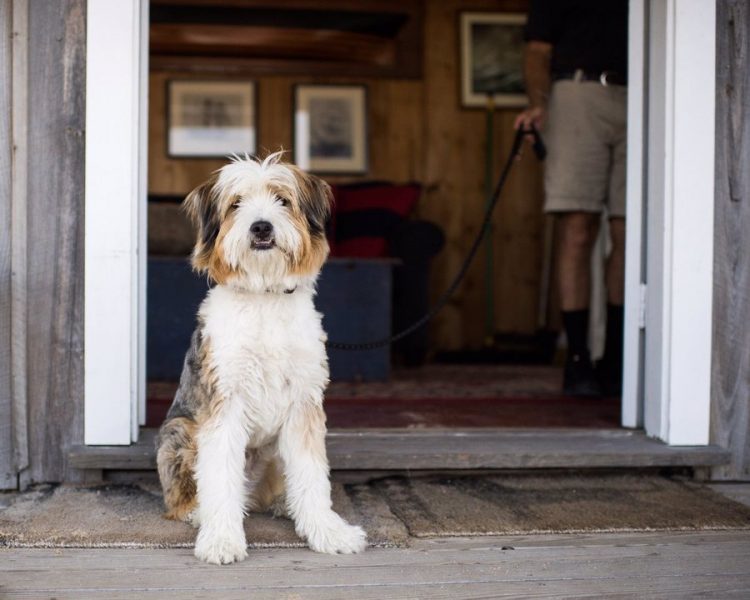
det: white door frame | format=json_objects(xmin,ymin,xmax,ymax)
[
  {"xmin": 82, "ymin": 0, "xmax": 716, "ymax": 446},
  {"xmin": 84, "ymin": 0, "xmax": 148, "ymax": 445},
  {"xmin": 622, "ymin": 0, "xmax": 716, "ymax": 445},
  {"xmin": 622, "ymin": 0, "xmax": 648, "ymax": 429}
]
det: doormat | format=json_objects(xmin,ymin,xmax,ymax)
[{"xmin": 1, "ymin": 474, "xmax": 749, "ymax": 548}]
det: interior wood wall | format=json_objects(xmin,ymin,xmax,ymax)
[
  {"xmin": 711, "ymin": 0, "xmax": 750, "ymax": 481},
  {"xmin": 148, "ymin": 0, "xmax": 545, "ymax": 351}
]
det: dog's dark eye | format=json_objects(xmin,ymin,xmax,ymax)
[
  {"xmin": 276, "ymin": 196, "xmax": 290, "ymax": 208},
  {"xmin": 232, "ymin": 198, "xmax": 242, "ymax": 209}
]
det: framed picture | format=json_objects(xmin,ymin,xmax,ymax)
[
  {"xmin": 460, "ymin": 12, "xmax": 527, "ymax": 108},
  {"xmin": 293, "ymin": 84, "xmax": 368, "ymax": 174},
  {"xmin": 167, "ymin": 80, "xmax": 257, "ymax": 158}
]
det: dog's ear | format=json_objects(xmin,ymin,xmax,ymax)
[
  {"xmin": 183, "ymin": 175, "xmax": 221, "ymax": 272},
  {"xmin": 297, "ymin": 172, "xmax": 333, "ymax": 238}
]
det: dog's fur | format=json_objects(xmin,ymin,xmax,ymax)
[{"xmin": 156, "ymin": 153, "xmax": 367, "ymax": 565}]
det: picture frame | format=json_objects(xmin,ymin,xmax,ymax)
[
  {"xmin": 460, "ymin": 12, "xmax": 527, "ymax": 109},
  {"xmin": 167, "ymin": 80, "xmax": 257, "ymax": 158},
  {"xmin": 293, "ymin": 84, "xmax": 368, "ymax": 174}
]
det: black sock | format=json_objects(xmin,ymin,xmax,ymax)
[
  {"xmin": 603, "ymin": 303, "xmax": 624, "ymax": 369},
  {"xmin": 562, "ymin": 309, "xmax": 590, "ymax": 359}
]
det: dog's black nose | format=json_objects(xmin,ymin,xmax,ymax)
[{"xmin": 250, "ymin": 220, "xmax": 273, "ymax": 239}]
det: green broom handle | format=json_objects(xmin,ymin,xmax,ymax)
[{"xmin": 483, "ymin": 94, "xmax": 495, "ymax": 347}]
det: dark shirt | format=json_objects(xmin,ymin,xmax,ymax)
[{"xmin": 524, "ymin": 0, "xmax": 628, "ymax": 75}]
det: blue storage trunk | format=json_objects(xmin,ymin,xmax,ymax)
[
  {"xmin": 316, "ymin": 258, "xmax": 393, "ymax": 382},
  {"xmin": 147, "ymin": 258, "xmax": 209, "ymax": 382},
  {"xmin": 147, "ymin": 257, "xmax": 393, "ymax": 382}
]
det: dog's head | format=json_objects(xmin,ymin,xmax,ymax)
[{"xmin": 183, "ymin": 153, "xmax": 332, "ymax": 291}]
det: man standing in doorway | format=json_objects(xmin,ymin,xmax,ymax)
[{"xmin": 515, "ymin": 1, "xmax": 628, "ymax": 397}]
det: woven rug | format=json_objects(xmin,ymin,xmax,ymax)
[{"xmin": 2, "ymin": 473, "xmax": 749, "ymax": 548}]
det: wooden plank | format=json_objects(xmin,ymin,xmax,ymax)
[
  {"xmin": 2, "ymin": 532, "xmax": 750, "ymax": 598},
  {"xmin": 711, "ymin": 0, "xmax": 750, "ymax": 480},
  {"xmin": 151, "ymin": 24, "xmax": 397, "ymax": 65},
  {"xmin": 11, "ymin": 0, "xmax": 29, "ymax": 487},
  {"xmin": 24, "ymin": 1, "xmax": 86, "ymax": 481},
  {"xmin": 68, "ymin": 427, "xmax": 730, "ymax": 471},
  {"xmin": 0, "ymin": 0, "xmax": 16, "ymax": 489}
]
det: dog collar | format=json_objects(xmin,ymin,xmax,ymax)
[{"xmin": 264, "ymin": 286, "xmax": 297, "ymax": 295}]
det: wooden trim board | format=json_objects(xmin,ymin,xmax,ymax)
[{"xmin": 68, "ymin": 428, "xmax": 730, "ymax": 471}]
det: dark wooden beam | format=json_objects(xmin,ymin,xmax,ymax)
[
  {"xmin": 151, "ymin": 23, "xmax": 396, "ymax": 65},
  {"xmin": 149, "ymin": 0, "xmax": 423, "ymax": 78}
]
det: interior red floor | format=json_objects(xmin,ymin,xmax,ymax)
[{"xmin": 147, "ymin": 365, "xmax": 620, "ymax": 429}]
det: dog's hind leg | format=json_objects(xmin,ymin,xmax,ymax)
[
  {"xmin": 156, "ymin": 417, "xmax": 199, "ymax": 526},
  {"xmin": 246, "ymin": 450, "xmax": 288, "ymax": 518}
]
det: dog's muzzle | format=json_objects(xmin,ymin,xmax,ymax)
[{"xmin": 250, "ymin": 220, "xmax": 275, "ymax": 250}]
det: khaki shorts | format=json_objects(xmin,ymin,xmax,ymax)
[{"xmin": 544, "ymin": 80, "xmax": 627, "ymax": 217}]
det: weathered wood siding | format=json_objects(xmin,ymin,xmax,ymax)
[
  {"xmin": 23, "ymin": 0, "xmax": 86, "ymax": 483},
  {"xmin": 711, "ymin": 0, "xmax": 750, "ymax": 480},
  {"xmin": 148, "ymin": 0, "xmax": 545, "ymax": 351},
  {"xmin": 0, "ymin": 0, "xmax": 16, "ymax": 489}
]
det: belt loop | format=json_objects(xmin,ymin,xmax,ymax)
[{"xmin": 573, "ymin": 68, "xmax": 584, "ymax": 83}]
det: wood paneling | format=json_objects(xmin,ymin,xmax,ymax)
[
  {"xmin": 148, "ymin": 0, "xmax": 544, "ymax": 351},
  {"xmin": 24, "ymin": 0, "xmax": 86, "ymax": 483},
  {"xmin": 711, "ymin": 0, "xmax": 750, "ymax": 480}
]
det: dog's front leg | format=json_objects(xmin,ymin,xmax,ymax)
[
  {"xmin": 193, "ymin": 399, "xmax": 250, "ymax": 565},
  {"xmin": 278, "ymin": 401, "xmax": 367, "ymax": 554}
]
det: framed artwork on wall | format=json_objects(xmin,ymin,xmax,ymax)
[
  {"xmin": 167, "ymin": 80, "xmax": 257, "ymax": 158},
  {"xmin": 460, "ymin": 12, "xmax": 527, "ymax": 108},
  {"xmin": 293, "ymin": 84, "xmax": 368, "ymax": 174}
]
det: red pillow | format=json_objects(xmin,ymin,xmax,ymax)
[
  {"xmin": 335, "ymin": 184, "xmax": 420, "ymax": 217},
  {"xmin": 330, "ymin": 184, "xmax": 421, "ymax": 258}
]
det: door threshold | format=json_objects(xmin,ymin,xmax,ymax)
[{"xmin": 68, "ymin": 427, "xmax": 730, "ymax": 472}]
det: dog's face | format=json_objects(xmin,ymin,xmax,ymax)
[{"xmin": 183, "ymin": 154, "xmax": 332, "ymax": 291}]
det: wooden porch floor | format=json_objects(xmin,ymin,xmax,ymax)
[{"xmin": 3, "ymin": 530, "xmax": 750, "ymax": 598}]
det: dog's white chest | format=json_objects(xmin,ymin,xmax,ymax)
[{"xmin": 199, "ymin": 285, "xmax": 328, "ymax": 443}]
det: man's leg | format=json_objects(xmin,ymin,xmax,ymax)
[
  {"xmin": 557, "ymin": 211, "xmax": 601, "ymax": 396},
  {"xmin": 600, "ymin": 216, "xmax": 626, "ymax": 395}
]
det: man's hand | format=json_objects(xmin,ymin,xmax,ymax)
[
  {"xmin": 514, "ymin": 105, "xmax": 547, "ymax": 131},
  {"xmin": 515, "ymin": 40, "xmax": 553, "ymax": 132}
]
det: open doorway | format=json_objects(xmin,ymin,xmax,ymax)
[{"xmin": 143, "ymin": 0, "xmax": 624, "ymax": 432}]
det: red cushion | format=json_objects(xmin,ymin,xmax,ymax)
[
  {"xmin": 335, "ymin": 184, "xmax": 420, "ymax": 216},
  {"xmin": 334, "ymin": 237, "xmax": 388, "ymax": 258},
  {"xmin": 328, "ymin": 184, "xmax": 421, "ymax": 258}
]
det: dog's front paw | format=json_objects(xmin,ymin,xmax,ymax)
[
  {"xmin": 194, "ymin": 527, "xmax": 248, "ymax": 565},
  {"xmin": 305, "ymin": 513, "xmax": 367, "ymax": 555}
]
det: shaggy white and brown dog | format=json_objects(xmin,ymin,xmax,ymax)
[{"xmin": 156, "ymin": 153, "xmax": 367, "ymax": 565}]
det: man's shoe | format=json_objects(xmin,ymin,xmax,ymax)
[
  {"xmin": 596, "ymin": 359, "xmax": 623, "ymax": 398},
  {"xmin": 563, "ymin": 353, "xmax": 602, "ymax": 397}
]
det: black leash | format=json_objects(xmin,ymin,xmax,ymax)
[{"xmin": 326, "ymin": 126, "xmax": 546, "ymax": 351}]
